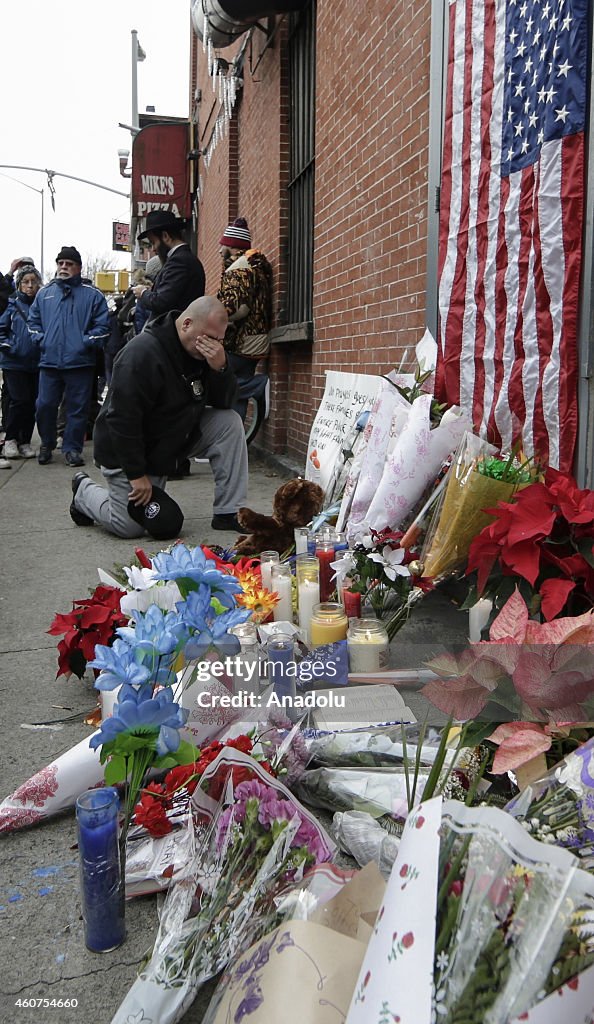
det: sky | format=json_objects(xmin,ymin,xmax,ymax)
[{"xmin": 0, "ymin": 1, "xmax": 191, "ymax": 280}]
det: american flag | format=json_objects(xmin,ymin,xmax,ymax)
[{"xmin": 436, "ymin": 0, "xmax": 587, "ymax": 471}]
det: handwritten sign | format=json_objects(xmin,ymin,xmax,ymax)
[{"xmin": 306, "ymin": 371, "xmax": 382, "ymax": 496}]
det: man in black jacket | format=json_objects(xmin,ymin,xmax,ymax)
[
  {"xmin": 132, "ymin": 211, "xmax": 205, "ymax": 317},
  {"xmin": 70, "ymin": 296, "xmax": 247, "ymax": 538}
]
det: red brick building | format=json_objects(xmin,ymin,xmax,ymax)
[{"xmin": 190, "ymin": 1, "xmax": 436, "ymax": 465}]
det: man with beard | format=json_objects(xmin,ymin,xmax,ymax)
[{"xmin": 132, "ymin": 211, "xmax": 205, "ymax": 318}]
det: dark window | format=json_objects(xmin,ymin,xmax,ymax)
[{"xmin": 287, "ymin": 2, "xmax": 316, "ymax": 324}]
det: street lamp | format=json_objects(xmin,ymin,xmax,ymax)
[
  {"xmin": 131, "ymin": 30, "xmax": 146, "ymax": 131},
  {"xmin": 0, "ymin": 171, "xmax": 45, "ymax": 277},
  {"xmin": 118, "ymin": 149, "xmax": 131, "ymax": 178}
]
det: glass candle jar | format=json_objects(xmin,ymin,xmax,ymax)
[
  {"xmin": 271, "ymin": 562, "xmax": 293, "ymax": 622},
  {"xmin": 294, "ymin": 526, "xmax": 310, "ymax": 555},
  {"xmin": 266, "ymin": 632, "xmax": 296, "ymax": 702},
  {"xmin": 76, "ymin": 787, "xmax": 125, "ymax": 953},
  {"xmin": 342, "ymin": 589, "xmax": 362, "ymax": 619},
  {"xmin": 347, "ymin": 618, "xmax": 390, "ymax": 673},
  {"xmin": 229, "ymin": 622, "xmax": 260, "ymax": 695},
  {"xmin": 260, "ymin": 550, "xmax": 280, "ymax": 593},
  {"xmin": 296, "ymin": 555, "xmax": 320, "ymax": 646},
  {"xmin": 310, "ymin": 602, "xmax": 348, "ymax": 647},
  {"xmin": 333, "ymin": 531, "xmax": 348, "ymax": 552},
  {"xmin": 316, "ymin": 541, "xmax": 336, "ymax": 602}
]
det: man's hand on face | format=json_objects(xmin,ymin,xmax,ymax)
[
  {"xmin": 193, "ymin": 333, "xmax": 227, "ymax": 371},
  {"xmin": 128, "ymin": 475, "xmax": 153, "ymax": 506}
]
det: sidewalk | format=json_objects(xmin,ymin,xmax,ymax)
[{"xmin": 0, "ymin": 440, "xmax": 468, "ymax": 1023}]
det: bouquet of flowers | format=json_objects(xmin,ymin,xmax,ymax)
[
  {"xmin": 345, "ymin": 797, "xmax": 594, "ymax": 1024},
  {"xmin": 111, "ymin": 748, "xmax": 334, "ymax": 1024},
  {"xmin": 506, "ymin": 735, "xmax": 594, "ymax": 871},
  {"xmin": 420, "ymin": 433, "xmax": 536, "ymax": 582},
  {"xmin": 466, "ymin": 467, "xmax": 594, "ymax": 620}
]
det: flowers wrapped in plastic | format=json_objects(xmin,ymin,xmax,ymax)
[
  {"xmin": 505, "ymin": 735, "xmax": 594, "ymax": 871},
  {"xmin": 420, "ymin": 433, "xmax": 534, "ymax": 582},
  {"xmin": 111, "ymin": 747, "xmax": 335, "ymax": 1024},
  {"xmin": 345, "ymin": 797, "xmax": 594, "ymax": 1024}
]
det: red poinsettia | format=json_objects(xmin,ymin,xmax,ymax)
[
  {"xmin": 47, "ymin": 584, "xmax": 128, "ymax": 679},
  {"xmin": 467, "ymin": 468, "xmax": 594, "ymax": 620}
]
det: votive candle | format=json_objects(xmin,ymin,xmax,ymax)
[
  {"xmin": 342, "ymin": 589, "xmax": 362, "ymax": 619},
  {"xmin": 271, "ymin": 562, "xmax": 293, "ymax": 622},
  {"xmin": 76, "ymin": 788, "xmax": 125, "ymax": 953},
  {"xmin": 310, "ymin": 602, "xmax": 348, "ymax": 647},
  {"xmin": 347, "ymin": 618, "xmax": 390, "ymax": 673},
  {"xmin": 316, "ymin": 541, "xmax": 336, "ymax": 602},
  {"xmin": 468, "ymin": 597, "xmax": 493, "ymax": 642},
  {"xmin": 296, "ymin": 555, "xmax": 320, "ymax": 646},
  {"xmin": 294, "ymin": 527, "xmax": 309, "ymax": 555},
  {"xmin": 266, "ymin": 633, "xmax": 296, "ymax": 702},
  {"xmin": 260, "ymin": 550, "xmax": 280, "ymax": 592}
]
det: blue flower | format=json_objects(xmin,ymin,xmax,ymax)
[
  {"xmin": 184, "ymin": 606, "xmax": 251, "ymax": 659},
  {"xmin": 89, "ymin": 638, "xmax": 151, "ymax": 691},
  {"xmin": 175, "ymin": 586, "xmax": 213, "ymax": 632},
  {"xmin": 117, "ymin": 604, "xmax": 188, "ymax": 657},
  {"xmin": 89, "ymin": 683, "xmax": 188, "ymax": 756},
  {"xmin": 152, "ymin": 544, "xmax": 243, "ymax": 599}
]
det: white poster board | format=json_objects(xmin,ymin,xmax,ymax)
[{"xmin": 306, "ymin": 371, "xmax": 382, "ymax": 498}]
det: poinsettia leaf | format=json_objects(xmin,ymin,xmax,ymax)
[
  {"xmin": 539, "ymin": 578, "xmax": 576, "ymax": 621},
  {"xmin": 460, "ymin": 582, "xmax": 479, "ymax": 611},
  {"xmin": 422, "ymin": 675, "xmax": 490, "ymax": 720},
  {"xmin": 503, "ymin": 540, "xmax": 542, "ymax": 586},
  {"xmin": 489, "ymin": 589, "xmax": 529, "ymax": 643},
  {"xmin": 489, "ymin": 725, "xmax": 552, "ymax": 774},
  {"xmin": 47, "ymin": 612, "xmax": 81, "ymax": 636},
  {"xmin": 574, "ymin": 537, "xmax": 594, "ymax": 568},
  {"xmin": 104, "ymin": 755, "xmax": 128, "ymax": 785},
  {"xmin": 78, "ymin": 605, "xmax": 112, "ymax": 628},
  {"xmin": 68, "ymin": 647, "xmax": 87, "ymax": 679}
]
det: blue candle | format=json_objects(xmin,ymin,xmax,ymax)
[{"xmin": 76, "ymin": 788, "xmax": 125, "ymax": 952}]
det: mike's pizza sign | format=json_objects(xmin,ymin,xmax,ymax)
[{"xmin": 131, "ymin": 123, "xmax": 191, "ymax": 219}]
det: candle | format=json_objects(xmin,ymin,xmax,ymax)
[
  {"xmin": 468, "ymin": 597, "xmax": 493, "ymax": 642},
  {"xmin": 271, "ymin": 563, "xmax": 293, "ymax": 622},
  {"xmin": 347, "ymin": 618, "xmax": 390, "ymax": 673},
  {"xmin": 100, "ymin": 685, "xmax": 121, "ymax": 721},
  {"xmin": 333, "ymin": 531, "xmax": 348, "ymax": 552},
  {"xmin": 307, "ymin": 530, "xmax": 317, "ymax": 555},
  {"xmin": 296, "ymin": 555, "xmax": 321, "ymax": 647},
  {"xmin": 342, "ymin": 589, "xmax": 362, "ymax": 618},
  {"xmin": 294, "ymin": 527, "xmax": 309, "ymax": 555},
  {"xmin": 76, "ymin": 788, "xmax": 125, "ymax": 952},
  {"xmin": 316, "ymin": 541, "xmax": 336, "ymax": 602},
  {"xmin": 310, "ymin": 602, "xmax": 348, "ymax": 647},
  {"xmin": 228, "ymin": 623, "xmax": 260, "ymax": 695},
  {"xmin": 266, "ymin": 633, "xmax": 296, "ymax": 703},
  {"xmin": 260, "ymin": 550, "xmax": 280, "ymax": 593}
]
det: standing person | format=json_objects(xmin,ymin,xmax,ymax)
[
  {"xmin": 28, "ymin": 246, "xmax": 110, "ymax": 467},
  {"xmin": 70, "ymin": 296, "xmax": 248, "ymax": 538},
  {"xmin": 0, "ymin": 264, "xmax": 42, "ymax": 459},
  {"xmin": 132, "ymin": 211, "xmax": 205, "ymax": 318},
  {"xmin": 217, "ymin": 217, "xmax": 273, "ymax": 380}
]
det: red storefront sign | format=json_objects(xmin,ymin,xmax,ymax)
[
  {"xmin": 112, "ymin": 221, "xmax": 130, "ymax": 251},
  {"xmin": 131, "ymin": 123, "xmax": 191, "ymax": 219}
]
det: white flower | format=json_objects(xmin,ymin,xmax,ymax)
[
  {"xmin": 368, "ymin": 545, "xmax": 411, "ymax": 581},
  {"xmin": 555, "ymin": 753, "xmax": 587, "ymax": 795},
  {"xmin": 330, "ymin": 552, "xmax": 356, "ymax": 584}
]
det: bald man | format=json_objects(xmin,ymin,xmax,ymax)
[{"xmin": 70, "ymin": 296, "xmax": 248, "ymax": 538}]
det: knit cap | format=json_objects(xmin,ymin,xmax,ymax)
[
  {"xmin": 15, "ymin": 264, "xmax": 42, "ymax": 289},
  {"xmin": 56, "ymin": 246, "xmax": 82, "ymax": 265},
  {"xmin": 219, "ymin": 217, "xmax": 251, "ymax": 250}
]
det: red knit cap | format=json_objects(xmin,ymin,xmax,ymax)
[{"xmin": 219, "ymin": 217, "xmax": 251, "ymax": 250}]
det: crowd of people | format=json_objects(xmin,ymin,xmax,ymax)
[{"xmin": 0, "ymin": 213, "xmax": 273, "ymax": 542}]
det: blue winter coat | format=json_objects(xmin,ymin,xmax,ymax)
[
  {"xmin": 28, "ymin": 275, "xmax": 110, "ymax": 370},
  {"xmin": 0, "ymin": 294, "xmax": 39, "ymax": 372}
]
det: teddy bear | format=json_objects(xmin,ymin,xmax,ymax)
[{"xmin": 234, "ymin": 478, "xmax": 325, "ymax": 556}]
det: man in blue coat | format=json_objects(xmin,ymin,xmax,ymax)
[{"xmin": 28, "ymin": 246, "xmax": 110, "ymax": 466}]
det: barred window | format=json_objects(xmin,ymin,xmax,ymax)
[{"xmin": 287, "ymin": 2, "xmax": 316, "ymax": 325}]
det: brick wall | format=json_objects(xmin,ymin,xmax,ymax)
[{"xmin": 192, "ymin": 0, "xmax": 432, "ymax": 464}]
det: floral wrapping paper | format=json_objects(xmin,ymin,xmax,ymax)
[{"xmin": 351, "ymin": 397, "xmax": 469, "ymax": 541}]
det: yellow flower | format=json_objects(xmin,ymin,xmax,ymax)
[{"xmin": 237, "ymin": 586, "xmax": 279, "ymax": 624}]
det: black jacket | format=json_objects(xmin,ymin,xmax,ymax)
[
  {"xmin": 93, "ymin": 312, "xmax": 237, "ymax": 480},
  {"xmin": 139, "ymin": 244, "xmax": 205, "ymax": 315}
]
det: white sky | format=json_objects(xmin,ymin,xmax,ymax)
[{"xmin": 0, "ymin": 0, "xmax": 190, "ymax": 279}]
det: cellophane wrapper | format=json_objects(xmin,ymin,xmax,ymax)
[{"xmin": 111, "ymin": 748, "xmax": 335, "ymax": 1024}]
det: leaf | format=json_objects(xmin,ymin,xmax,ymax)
[
  {"xmin": 172, "ymin": 740, "xmax": 201, "ymax": 765},
  {"xmin": 104, "ymin": 755, "xmax": 128, "ymax": 785},
  {"xmin": 489, "ymin": 589, "xmax": 529, "ymax": 642},
  {"xmin": 575, "ymin": 537, "xmax": 594, "ymax": 568},
  {"xmin": 488, "ymin": 723, "xmax": 552, "ymax": 775},
  {"xmin": 539, "ymin": 578, "xmax": 576, "ymax": 620}
]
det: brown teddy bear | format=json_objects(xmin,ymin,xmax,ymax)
[{"xmin": 235, "ymin": 478, "xmax": 325, "ymax": 555}]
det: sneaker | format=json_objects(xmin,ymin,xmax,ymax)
[
  {"xmin": 70, "ymin": 472, "xmax": 94, "ymax": 527},
  {"xmin": 18, "ymin": 443, "xmax": 35, "ymax": 459},
  {"xmin": 3, "ymin": 439, "xmax": 20, "ymax": 459},
  {"xmin": 38, "ymin": 445, "xmax": 53, "ymax": 465},
  {"xmin": 64, "ymin": 451, "xmax": 85, "ymax": 468},
  {"xmin": 211, "ymin": 513, "xmax": 243, "ymax": 532},
  {"xmin": 0, "ymin": 457, "xmax": 11, "ymax": 470},
  {"xmin": 56, "ymin": 436, "xmax": 63, "ymax": 450}
]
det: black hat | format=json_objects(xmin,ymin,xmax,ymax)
[
  {"xmin": 127, "ymin": 486, "xmax": 184, "ymax": 540},
  {"xmin": 137, "ymin": 210, "xmax": 187, "ymax": 241},
  {"xmin": 56, "ymin": 245, "xmax": 82, "ymax": 265}
]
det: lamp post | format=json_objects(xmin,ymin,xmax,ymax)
[
  {"xmin": 0, "ymin": 172, "xmax": 45, "ymax": 277},
  {"xmin": 131, "ymin": 30, "xmax": 146, "ymax": 132}
]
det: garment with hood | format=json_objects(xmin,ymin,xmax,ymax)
[
  {"xmin": 0, "ymin": 292, "xmax": 40, "ymax": 371},
  {"xmin": 218, "ymin": 249, "xmax": 273, "ymax": 354},
  {"xmin": 93, "ymin": 311, "xmax": 237, "ymax": 480},
  {"xmin": 136, "ymin": 244, "xmax": 205, "ymax": 317},
  {"xmin": 27, "ymin": 275, "xmax": 110, "ymax": 369}
]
